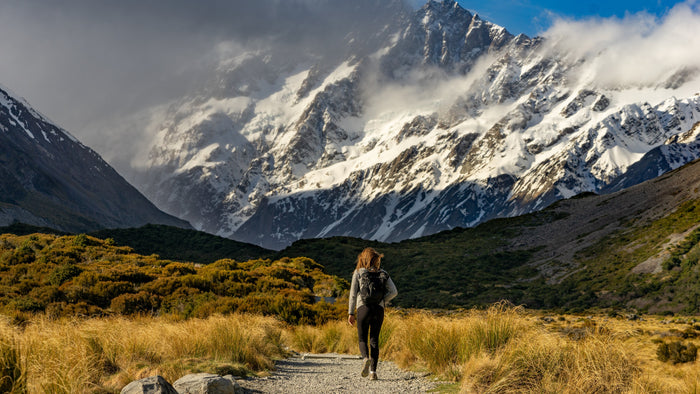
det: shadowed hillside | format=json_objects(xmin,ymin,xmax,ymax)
[
  {"xmin": 279, "ymin": 158, "xmax": 700, "ymax": 313},
  {"xmin": 90, "ymin": 224, "xmax": 273, "ymax": 264}
]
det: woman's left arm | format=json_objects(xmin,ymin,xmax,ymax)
[{"xmin": 348, "ymin": 270, "xmax": 359, "ymax": 316}]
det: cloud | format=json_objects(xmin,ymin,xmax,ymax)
[
  {"xmin": 541, "ymin": 1, "xmax": 700, "ymax": 88},
  {"xmin": 0, "ymin": 0, "xmax": 406, "ymax": 169},
  {"xmin": 2, "ymin": 0, "xmax": 699, "ymax": 179}
]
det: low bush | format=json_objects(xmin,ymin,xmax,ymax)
[
  {"xmin": 657, "ymin": 340, "xmax": 698, "ymax": 364},
  {"xmin": 2, "ymin": 313, "xmax": 287, "ymax": 393},
  {"xmin": 48, "ymin": 264, "xmax": 82, "ymax": 286}
]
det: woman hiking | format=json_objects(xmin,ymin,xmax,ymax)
[{"xmin": 348, "ymin": 247, "xmax": 398, "ymax": 380}]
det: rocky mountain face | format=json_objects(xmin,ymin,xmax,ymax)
[
  {"xmin": 0, "ymin": 86, "xmax": 190, "ymax": 232},
  {"xmin": 132, "ymin": 0, "xmax": 700, "ymax": 249}
]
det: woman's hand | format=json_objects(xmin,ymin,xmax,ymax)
[{"xmin": 348, "ymin": 314, "xmax": 356, "ymax": 326}]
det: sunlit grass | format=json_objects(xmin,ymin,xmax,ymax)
[
  {"xmin": 284, "ymin": 305, "xmax": 700, "ymax": 393},
  {"xmin": 3, "ymin": 306, "xmax": 700, "ymax": 393},
  {"xmin": 0, "ymin": 319, "xmax": 25, "ymax": 394},
  {"xmin": 1, "ymin": 313, "xmax": 287, "ymax": 393}
]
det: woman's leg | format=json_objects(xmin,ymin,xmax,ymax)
[
  {"xmin": 356, "ymin": 305, "xmax": 371, "ymax": 359},
  {"xmin": 368, "ymin": 304, "xmax": 385, "ymax": 371}
]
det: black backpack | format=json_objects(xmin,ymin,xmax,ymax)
[{"xmin": 359, "ymin": 270, "xmax": 388, "ymax": 305}]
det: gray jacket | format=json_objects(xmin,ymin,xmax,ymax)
[{"xmin": 348, "ymin": 268, "xmax": 398, "ymax": 315}]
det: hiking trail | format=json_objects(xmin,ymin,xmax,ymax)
[{"xmin": 236, "ymin": 353, "xmax": 447, "ymax": 393}]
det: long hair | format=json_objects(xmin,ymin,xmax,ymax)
[{"xmin": 355, "ymin": 247, "xmax": 383, "ymax": 271}]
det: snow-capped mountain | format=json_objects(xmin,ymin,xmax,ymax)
[
  {"xmin": 131, "ymin": 0, "xmax": 700, "ymax": 249},
  {"xmin": 0, "ymin": 85, "xmax": 190, "ymax": 232}
]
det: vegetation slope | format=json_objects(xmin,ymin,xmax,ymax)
[
  {"xmin": 0, "ymin": 232, "xmax": 346, "ymax": 324},
  {"xmin": 4, "ymin": 158, "xmax": 700, "ymax": 316}
]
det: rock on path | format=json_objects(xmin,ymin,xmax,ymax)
[{"xmin": 236, "ymin": 353, "xmax": 445, "ymax": 393}]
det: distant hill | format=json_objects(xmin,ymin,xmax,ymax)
[
  {"xmin": 0, "ymin": 222, "xmax": 275, "ymax": 264},
  {"xmin": 0, "ymin": 222, "xmax": 272, "ymax": 264},
  {"xmin": 90, "ymin": 224, "xmax": 272, "ymax": 264},
  {"xmin": 0, "ymin": 222, "xmax": 68, "ymax": 236},
  {"xmin": 278, "ymin": 158, "xmax": 700, "ymax": 314},
  {"xmin": 0, "ymin": 232, "xmax": 345, "ymax": 323}
]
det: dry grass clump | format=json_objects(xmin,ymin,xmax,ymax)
[
  {"xmin": 385, "ymin": 302, "xmax": 524, "ymax": 381},
  {"xmin": 287, "ymin": 320, "xmax": 356, "ymax": 354},
  {"xmin": 0, "ymin": 317, "xmax": 25, "ymax": 394},
  {"xmin": 462, "ymin": 330, "xmax": 641, "ymax": 393},
  {"xmin": 1, "ymin": 313, "xmax": 287, "ymax": 393}
]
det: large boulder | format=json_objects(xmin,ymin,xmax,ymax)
[
  {"xmin": 173, "ymin": 373, "xmax": 242, "ymax": 394},
  {"xmin": 121, "ymin": 376, "xmax": 178, "ymax": 394}
]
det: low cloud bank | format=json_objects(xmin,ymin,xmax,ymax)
[{"xmin": 541, "ymin": 1, "xmax": 700, "ymax": 88}]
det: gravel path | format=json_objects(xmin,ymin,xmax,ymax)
[{"xmin": 236, "ymin": 353, "xmax": 446, "ymax": 393}]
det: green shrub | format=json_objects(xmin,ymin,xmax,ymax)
[
  {"xmin": 28, "ymin": 285, "xmax": 62, "ymax": 306},
  {"xmin": 91, "ymin": 281, "xmax": 134, "ymax": 306},
  {"xmin": 662, "ymin": 256, "xmax": 681, "ymax": 271},
  {"xmin": 110, "ymin": 291, "xmax": 160, "ymax": 315},
  {"xmin": 163, "ymin": 262, "xmax": 197, "ymax": 276},
  {"xmin": 73, "ymin": 234, "xmax": 89, "ymax": 247},
  {"xmin": 11, "ymin": 296, "xmax": 43, "ymax": 312},
  {"xmin": 8, "ymin": 245, "xmax": 35, "ymax": 265},
  {"xmin": 49, "ymin": 264, "xmax": 82, "ymax": 286},
  {"xmin": 657, "ymin": 340, "xmax": 698, "ymax": 364}
]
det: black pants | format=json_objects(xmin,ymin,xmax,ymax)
[{"xmin": 356, "ymin": 304, "xmax": 384, "ymax": 371}]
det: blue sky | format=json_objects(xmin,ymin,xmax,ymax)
[{"xmin": 440, "ymin": 1, "xmax": 690, "ymax": 37}]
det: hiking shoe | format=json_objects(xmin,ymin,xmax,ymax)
[
  {"xmin": 370, "ymin": 372, "xmax": 378, "ymax": 380},
  {"xmin": 361, "ymin": 358, "xmax": 371, "ymax": 377}
]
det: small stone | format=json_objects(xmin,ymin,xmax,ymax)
[
  {"xmin": 120, "ymin": 376, "xmax": 177, "ymax": 394},
  {"xmin": 173, "ymin": 373, "xmax": 243, "ymax": 394}
]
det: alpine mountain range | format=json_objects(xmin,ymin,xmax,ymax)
[
  {"xmin": 126, "ymin": 0, "xmax": 700, "ymax": 249},
  {"xmin": 5, "ymin": 0, "xmax": 700, "ymax": 250}
]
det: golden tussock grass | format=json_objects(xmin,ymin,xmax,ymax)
[
  {"xmin": 1, "ymin": 313, "xmax": 287, "ymax": 393},
  {"xmin": 461, "ymin": 330, "xmax": 640, "ymax": 393},
  {"xmin": 284, "ymin": 303, "xmax": 700, "ymax": 393},
  {"xmin": 382, "ymin": 302, "xmax": 524, "ymax": 381},
  {"xmin": 3, "ymin": 305, "xmax": 700, "ymax": 393},
  {"xmin": 455, "ymin": 312, "xmax": 700, "ymax": 393},
  {"xmin": 286, "ymin": 320, "xmax": 357, "ymax": 354}
]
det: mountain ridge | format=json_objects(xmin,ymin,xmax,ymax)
[{"xmin": 0, "ymin": 86, "xmax": 191, "ymax": 233}]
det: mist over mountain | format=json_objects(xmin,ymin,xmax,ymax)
[{"xmin": 95, "ymin": 0, "xmax": 699, "ymax": 250}]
